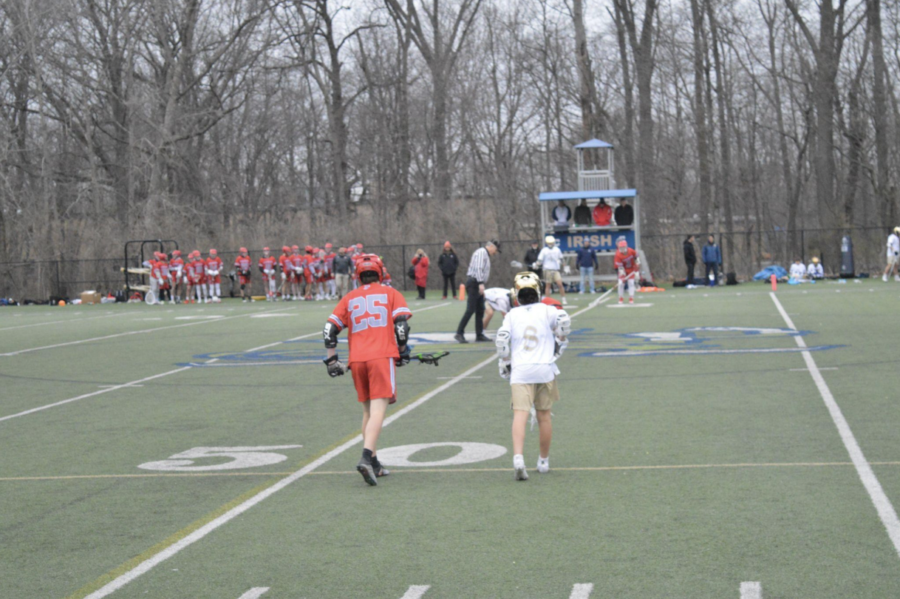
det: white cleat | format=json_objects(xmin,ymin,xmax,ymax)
[
  {"xmin": 883, "ymin": 274, "xmax": 889, "ymax": 282},
  {"xmin": 537, "ymin": 457, "xmax": 549, "ymax": 474},
  {"xmin": 513, "ymin": 455, "xmax": 529, "ymax": 481},
  {"xmin": 895, "ymin": 275, "xmax": 900, "ymax": 282},
  {"xmin": 561, "ymin": 297, "xmax": 568, "ymax": 305}
]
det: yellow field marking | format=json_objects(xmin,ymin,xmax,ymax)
[{"xmin": 12, "ymin": 461, "xmax": 900, "ymax": 483}]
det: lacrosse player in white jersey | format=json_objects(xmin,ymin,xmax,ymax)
[{"xmin": 496, "ymin": 271, "xmax": 571, "ymax": 481}]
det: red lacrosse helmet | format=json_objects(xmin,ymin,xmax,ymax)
[
  {"xmin": 263, "ymin": 247, "xmax": 270, "ymax": 252},
  {"xmin": 282, "ymin": 245, "xmax": 290, "ymax": 253},
  {"xmin": 209, "ymin": 249, "xmax": 217, "ymax": 256},
  {"xmin": 239, "ymin": 247, "xmax": 248, "ymax": 254},
  {"xmin": 291, "ymin": 245, "xmax": 299, "ymax": 252},
  {"xmin": 356, "ymin": 254, "xmax": 384, "ymax": 282},
  {"xmin": 305, "ymin": 245, "xmax": 313, "ymax": 253},
  {"xmin": 172, "ymin": 250, "xmax": 181, "ymax": 257},
  {"xmin": 325, "ymin": 243, "xmax": 333, "ymax": 249},
  {"xmin": 356, "ymin": 243, "xmax": 363, "ymax": 250}
]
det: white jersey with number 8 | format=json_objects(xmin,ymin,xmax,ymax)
[{"xmin": 498, "ymin": 303, "xmax": 564, "ymax": 385}]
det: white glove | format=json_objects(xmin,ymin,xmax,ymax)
[
  {"xmin": 618, "ymin": 268, "xmax": 626, "ymax": 279},
  {"xmin": 563, "ymin": 264, "xmax": 571, "ymax": 275},
  {"xmin": 498, "ymin": 359, "xmax": 511, "ymax": 380},
  {"xmin": 554, "ymin": 339, "xmax": 568, "ymax": 358}
]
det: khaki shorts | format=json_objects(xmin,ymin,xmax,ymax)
[
  {"xmin": 511, "ymin": 380, "xmax": 559, "ymax": 411},
  {"xmin": 543, "ymin": 269, "xmax": 563, "ymax": 285},
  {"xmin": 887, "ymin": 254, "xmax": 899, "ymax": 267}
]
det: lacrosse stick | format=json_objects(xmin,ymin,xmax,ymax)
[
  {"xmin": 510, "ymin": 260, "xmax": 524, "ymax": 269},
  {"xmin": 414, "ymin": 351, "xmax": 449, "ymax": 366}
]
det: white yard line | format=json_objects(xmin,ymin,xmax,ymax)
[
  {"xmin": 770, "ymin": 291, "xmax": 900, "ymax": 558},
  {"xmin": 81, "ymin": 291, "xmax": 611, "ymax": 598},
  {"xmin": 399, "ymin": 586, "xmax": 431, "ymax": 599},
  {"xmin": 739, "ymin": 581, "xmax": 761, "ymax": 599},
  {"xmin": 0, "ymin": 368, "xmax": 191, "ymax": 424},
  {"xmin": 236, "ymin": 588, "xmax": 269, "ymax": 599},
  {"xmin": 0, "ymin": 312, "xmax": 129, "ymax": 332},
  {"xmin": 569, "ymin": 583, "xmax": 594, "ymax": 599},
  {"xmin": 0, "ymin": 307, "xmax": 295, "ymax": 357}
]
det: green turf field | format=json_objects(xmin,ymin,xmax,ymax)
[{"xmin": 2, "ymin": 283, "xmax": 900, "ymax": 598}]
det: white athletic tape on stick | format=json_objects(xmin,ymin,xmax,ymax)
[
  {"xmin": 770, "ymin": 292, "xmax": 900, "ymax": 558},
  {"xmin": 81, "ymin": 290, "xmax": 612, "ymax": 598}
]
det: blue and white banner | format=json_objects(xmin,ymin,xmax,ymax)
[{"xmin": 553, "ymin": 230, "xmax": 635, "ymax": 253}]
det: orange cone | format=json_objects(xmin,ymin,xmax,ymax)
[
  {"xmin": 459, "ymin": 284, "xmax": 466, "ymax": 301},
  {"xmin": 770, "ymin": 274, "xmax": 777, "ymax": 291}
]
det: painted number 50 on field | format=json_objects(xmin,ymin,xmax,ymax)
[{"xmin": 138, "ymin": 445, "xmax": 302, "ymax": 472}]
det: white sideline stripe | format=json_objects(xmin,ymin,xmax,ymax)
[
  {"xmin": 0, "ymin": 312, "xmax": 128, "ymax": 332},
  {"xmin": 0, "ymin": 368, "xmax": 191, "ymax": 423},
  {"xmin": 82, "ymin": 290, "xmax": 610, "ymax": 598},
  {"xmin": 0, "ymin": 307, "xmax": 295, "ymax": 357},
  {"xmin": 569, "ymin": 583, "xmax": 594, "ymax": 599},
  {"xmin": 790, "ymin": 367, "xmax": 838, "ymax": 372},
  {"xmin": 740, "ymin": 581, "xmax": 761, "ymax": 599},
  {"xmin": 237, "ymin": 588, "xmax": 269, "ymax": 599},
  {"xmin": 400, "ymin": 585, "xmax": 431, "ymax": 599},
  {"xmin": 770, "ymin": 292, "xmax": 900, "ymax": 557}
]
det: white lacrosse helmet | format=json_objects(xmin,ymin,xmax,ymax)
[{"xmin": 544, "ymin": 235, "xmax": 556, "ymax": 246}]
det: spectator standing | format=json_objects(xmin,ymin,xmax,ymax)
[
  {"xmin": 592, "ymin": 199, "xmax": 613, "ymax": 226},
  {"xmin": 702, "ymin": 235, "xmax": 722, "ymax": 286},
  {"xmin": 614, "ymin": 198, "xmax": 634, "ymax": 227},
  {"xmin": 455, "ymin": 240, "xmax": 500, "ymax": 343},
  {"xmin": 537, "ymin": 236, "xmax": 568, "ymax": 305},
  {"xmin": 883, "ymin": 227, "xmax": 900, "ymax": 282},
  {"xmin": 524, "ymin": 241, "xmax": 542, "ymax": 281},
  {"xmin": 807, "ymin": 257, "xmax": 824, "ymax": 279},
  {"xmin": 552, "ymin": 201, "xmax": 571, "ymax": 229},
  {"xmin": 683, "ymin": 235, "xmax": 697, "ymax": 286},
  {"xmin": 575, "ymin": 244, "xmax": 598, "ymax": 294},
  {"xmin": 332, "ymin": 247, "xmax": 353, "ymax": 298},
  {"xmin": 412, "ymin": 249, "xmax": 430, "ymax": 300},
  {"xmin": 574, "ymin": 199, "xmax": 592, "ymax": 226},
  {"xmin": 438, "ymin": 241, "xmax": 459, "ymax": 299}
]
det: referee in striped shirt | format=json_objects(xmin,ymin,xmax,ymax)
[{"xmin": 455, "ymin": 240, "xmax": 500, "ymax": 343}]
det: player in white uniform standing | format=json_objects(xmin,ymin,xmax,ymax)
[
  {"xmin": 883, "ymin": 227, "xmax": 900, "ymax": 282},
  {"xmin": 496, "ymin": 272, "xmax": 571, "ymax": 481},
  {"xmin": 535, "ymin": 235, "xmax": 567, "ymax": 305}
]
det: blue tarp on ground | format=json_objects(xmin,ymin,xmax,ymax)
[{"xmin": 752, "ymin": 265, "xmax": 788, "ymax": 281}]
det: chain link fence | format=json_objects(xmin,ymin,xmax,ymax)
[{"xmin": 0, "ymin": 228, "xmax": 893, "ymax": 302}]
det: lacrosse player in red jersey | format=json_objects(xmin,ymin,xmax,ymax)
[
  {"xmin": 206, "ymin": 249, "xmax": 223, "ymax": 302},
  {"xmin": 234, "ymin": 247, "xmax": 253, "ymax": 302},
  {"xmin": 613, "ymin": 236, "xmax": 640, "ymax": 304},
  {"xmin": 259, "ymin": 247, "xmax": 278, "ymax": 301},
  {"xmin": 323, "ymin": 254, "xmax": 412, "ymax": 486}
]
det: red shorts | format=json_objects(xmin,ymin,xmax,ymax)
[
  {"xmin": 208, "ymin": 275, "xmax": 221, "ymax": 284},
  {"xmin": 239, "ymin": 274, "xmax": 250, "ymax": 286},
  {"xmin": 350, "ymin": 358, "xmax": 397, "ymax": 404},
  {"xmin": 304, "ymin": 271, "xmax": 313, "ymax": 283}
]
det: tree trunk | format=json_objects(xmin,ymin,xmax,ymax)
[
  {"xmin": 868, "ymin": 0, "xmax": 892, "ymax": 226},
  {"xmin": 573, "ymin": 0, "xmax": 602, "ymax": 141},
  {"xmin": 689, "ymin": 0, "xmax": 711, "ymax": 235},
  {"xmin": 707, "ymin": 0, "xmax": 733, "ymax": 269},
  {"xmin": 611, "ymin": 1, "xmax": 636, "ymax": 188}
]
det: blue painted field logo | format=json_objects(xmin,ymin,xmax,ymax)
[{"xmin": 579, "ymin": 326, "xmax": 844, "ymax": 358}]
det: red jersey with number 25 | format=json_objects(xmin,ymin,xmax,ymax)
[{"xmin": 328, "ymin": 283, "xmax": 412, "ymax": 364}]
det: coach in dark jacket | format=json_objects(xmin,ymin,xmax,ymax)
[
  {"xmin": 524, "ymin": 241, "xmax": 542, "ymax": 280},
  {"xmin": 702, "ymin": 235, "xmax": 722, "ymax": 286},
  {"xmin": 438, "ymin": 241, "xmax": 459, "ymax": 299},
  {"xmin": 683, "ymin": 235, "xmax": 697, "ymax": 285}
]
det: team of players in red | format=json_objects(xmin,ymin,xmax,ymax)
[{"xmin": 146, "ymin": 243, "xmax": 382, "ymax": 304}]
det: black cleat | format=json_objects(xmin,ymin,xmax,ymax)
[
  {"xmin": 454, "ymin": 333, "xmax": 468, "ymax": 344},
  {"xmin": 374, "ymin": 464, "xmax": 390, "ymax": 477},
  {"xmin": 475, "ymin": 335, "xmax": 492, "ymax": 342},
  {"xmin": 356, "ymin": 458, "xmax": 378, "ymax": 486}
]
